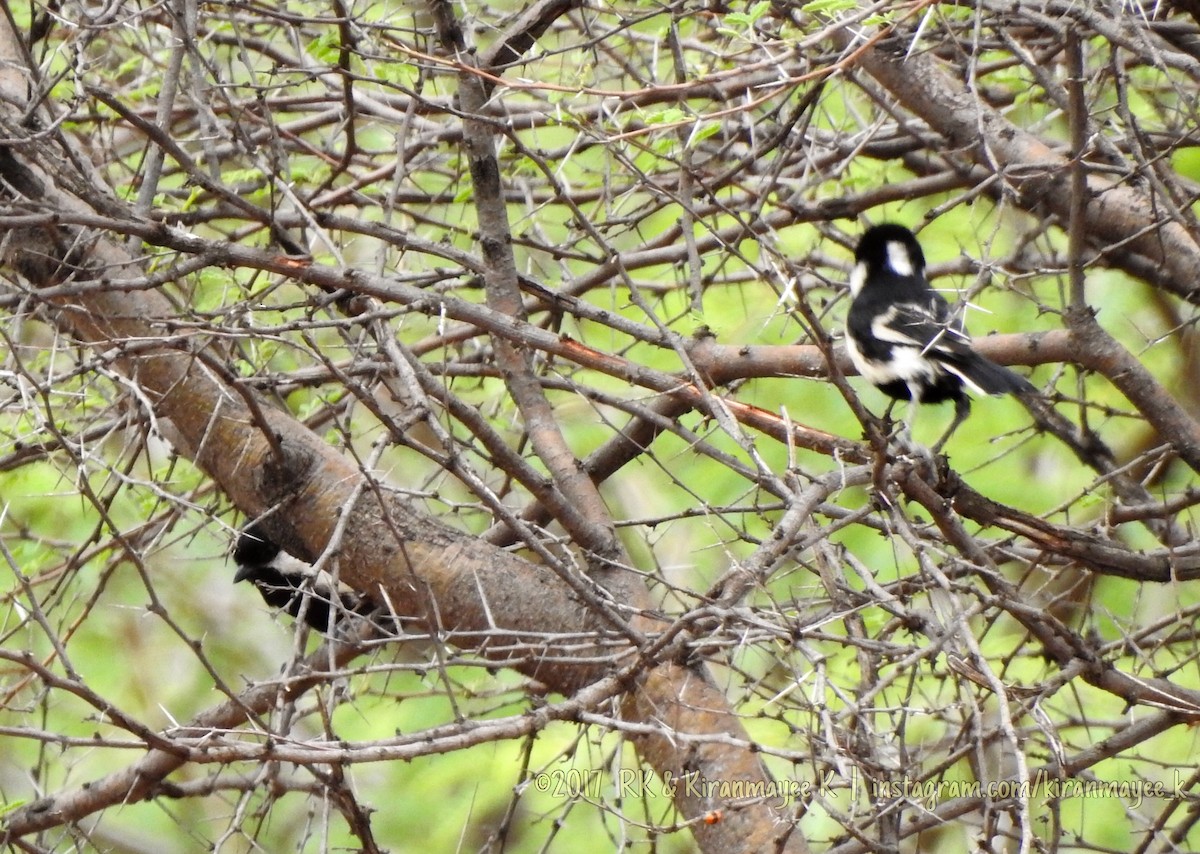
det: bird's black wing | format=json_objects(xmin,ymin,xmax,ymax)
[
  {"xmin": 869, "ymin": 296, "xmax": 974, "ymax": 361},
  {"xmin": 874, "ymin": 299, "xmax": 1034, "ymax": 396}
]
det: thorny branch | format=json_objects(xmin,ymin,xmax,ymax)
[{"xmin": 3, "ymin": 2, "xmax": 1200, "ymax": 853}]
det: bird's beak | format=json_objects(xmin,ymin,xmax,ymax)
[{"xmin": 233, "ymin": 565, "xmax": 255, "ymax": 584}]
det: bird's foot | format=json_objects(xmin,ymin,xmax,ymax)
[{"xmin": 891, "ymin": 429, "xmax": 936, "ymax": 467}]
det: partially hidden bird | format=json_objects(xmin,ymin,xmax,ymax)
[{"xmin": 233, "ymin": 523, "xmax": 376, "ymax": 631}]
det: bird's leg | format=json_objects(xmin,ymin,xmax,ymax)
[
  {"xmin": 893, "ymin": 390, "xmax": 920, "ymax": 453},
  {"xmin": 932, "ymin": 396, "xmax": 971, "ymax": 453}
]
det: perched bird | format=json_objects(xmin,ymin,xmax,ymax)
[
  {"xmin": 844, "ymin": 223, "xmax": 1034, "ymax": 448},
  {"xmin": 233, "ymin": 523, "xmax": 375, "ymax": 631}
]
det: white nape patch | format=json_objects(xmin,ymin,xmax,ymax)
[
  {"xmin": 886, "ymin": 241, "xmax": 915, "ymax": 277},
  {"xmin": 273, "ymin": 552, "xmax": 319, "ymax": 578},
  {"xmin": 848, "ymin": 261, "xmax": 868, "ymax": 296},
  {"xmin": 271, "ymin": 552, "xmax": 347, "ymax": 593}
]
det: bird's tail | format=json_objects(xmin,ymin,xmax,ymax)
[{"xmin": 946, "ymin": 355, "xmax": 1035, "ymax": 397}]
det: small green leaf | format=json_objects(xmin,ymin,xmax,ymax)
[
  {"xmin": 801, "ymin": 0, "xmax": 857, "ymax": 14},
  {"xmin": 646, "ymin": 107, "xmax": 686, "ymax": 126},
  {"xmin": 745, "ymin": 1, "xmax": 772, "ymax": 23},
  {"xmin": 0, "ymin": 798, "xmax": 28, "ymax": 817},
  {"xmin": 686, "ymin": 121, "xmax": 721, "ymax": 148},
  {"xmin": 306, "ymin": 30, "xmax": 342, "ymax": 65}
]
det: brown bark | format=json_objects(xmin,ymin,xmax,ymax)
[
  {"xmin": 856, "ymin": 36, "xmax": 1200, "ymax": 305},
  {"xmin": 0, "ymin": 12, "xmax": 804, "ymax": 854}
]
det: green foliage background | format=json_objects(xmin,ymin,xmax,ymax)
[{"xmin": 3, "ymin": 1, "xmax": 1200, "ymax": 852}]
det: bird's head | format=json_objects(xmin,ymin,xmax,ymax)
[
  {"xmin": 233, "ymin": 523, "xmax": 281, "ymax": 581},
  {"xmin": 849, "ymin": 223, "xmax": 926, "ymax": 296}
]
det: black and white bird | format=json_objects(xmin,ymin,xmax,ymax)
[
  {"xmin": 233, "ymin": 523, "xmax": 375, "ymax": 631},
  {"xmin": 844, "ymin": 224, "xmax": 1034, "ymax": 448}
]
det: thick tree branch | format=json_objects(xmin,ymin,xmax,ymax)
[
  {"xmin": 430, "ymin": 0, "xmax": 624, "ymax": 563},
  {"xmin": 0, "ymin": 13, "xmax": 806, "ymax": 853},
  {"xmin": 5, "ymin": 5, "xmax": 1200, "ymax": 850},
  {"xmin": 854, "ymin": 29, "xmax": 1200, "ymax": 304}
]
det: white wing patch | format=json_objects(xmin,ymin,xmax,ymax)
[
  {"xmin": 870, "ymin": 309, "xmax": 924, "ymax": 346},
  {"xmin": 845, "ymin": 331, "xmax": 938, "ymax": 387},
  {"xmin": 937, "ymin": 362, "xmax": 991, "ymax": 396},
  {"xmin": 870, "ymin": 304, "xmax": 971, "ymax": 352},
  {"xmin": 867, "ymin": 345, "xmax": 939, "ymax": 385},
  {"xmin": 848, "ymin": 324, "xmax": 992, "ymax": 398}
]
